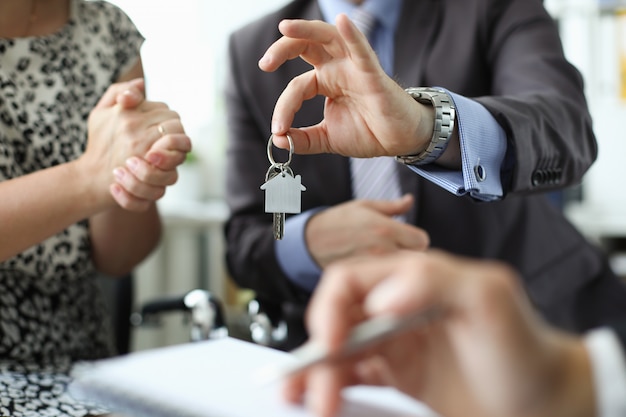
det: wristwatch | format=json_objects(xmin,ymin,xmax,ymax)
[{"xmin": 395, "ymin": 87, "xmax": 456, "ymax": 166}]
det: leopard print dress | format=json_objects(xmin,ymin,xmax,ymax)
[{"xmin": 0, "ymin": 1, "xmax": 143, "ymax": 415}]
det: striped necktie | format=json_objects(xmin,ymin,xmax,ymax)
[{"xmin": 349, "ymin": 8, "xmax": 404, "ymax": 210}]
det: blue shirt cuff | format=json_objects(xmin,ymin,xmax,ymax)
[
  {"xmin": 275, "ymin": 208, "xmax": 324, "ymax": 293},
  {"xmin": 409, "ymin": 90, "xmax": 507, "ymax": 202}
]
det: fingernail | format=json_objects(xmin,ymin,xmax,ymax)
[
  {"xmin": 258, "ymin": 54, "xmax": 269, "ymax": 67},
  {"xmin": 271, "ymin": 119, "xmax": 282, "ymax": 134},
  {"xmin": 365, "ymin": 278, "xmax": 402, "ymax": 315},
  {"xmin": 113, "ymin": 168, "xmax": 124, "ymax": 180},
  {"xmin": 126, "ymin": 157, "xmax": 139, "ymax": 170},
  {"xmin": 122, "ymin": 89, "xmax": 140, "ymax": 101},
  {"xmin": 147, "ymin": 153, "xmax": 162, "ymax": 166}
]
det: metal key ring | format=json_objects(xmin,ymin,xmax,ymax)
[{"xmin": 267, "ymin": 133, "xmax": 294, "ymax": 168}]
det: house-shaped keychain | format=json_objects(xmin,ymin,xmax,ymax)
[{"xmin": 260, "ymin": 171, "xmax": 307, "ymax": 214}]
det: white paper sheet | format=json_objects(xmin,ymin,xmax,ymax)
[{"xmin": 70, "ymin": 337, "xmax": 440, "ymax": 417}]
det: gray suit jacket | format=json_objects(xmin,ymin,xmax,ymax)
[{"xmin": 224, "ymin": 0, "xmax": 626, "ymax": 349}]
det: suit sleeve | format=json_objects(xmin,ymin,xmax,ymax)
[{"xmin": 472, "ymin": 0, "xmax": 596, "ymax": 195}]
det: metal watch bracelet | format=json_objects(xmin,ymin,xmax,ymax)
[{"xmin": 395, "ymin": 87, "xmax": 456, "ymax": 166}]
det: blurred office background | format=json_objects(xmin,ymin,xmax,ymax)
[{"xmin": 104, "ymin": 0, "xmax": 626, "ymax": 352}]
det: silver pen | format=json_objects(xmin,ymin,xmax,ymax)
[{"xmin": 253, "ymin": 306, "xmax": 443, "ymax": 386}]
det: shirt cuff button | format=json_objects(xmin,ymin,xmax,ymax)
[{"xmin": 473, "ymin": 164, "xmax": 486, "ymax": 182}]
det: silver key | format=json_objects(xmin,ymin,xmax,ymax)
[
  {"xmin": 262, "ymin": 165, "xmax": 282, "ymax": 239},
  {"xmin": 273, "ymin": 212, "xmax": 285, "ymax": 240},
  {"xmin": 261, "ymin": 133, "xmax": 306, "ymax": 240}
]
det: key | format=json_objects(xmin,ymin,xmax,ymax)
[
  {"xmin": 262, "ymin": 165, "xmax": 282, "ymax": 239},
  {"xmin": 261, "ymin": 165, "xmax": 306, "ymax": 240},
  {"xmin": 273, "ymin": 212, "xmax": 285, "ymax": 240}
]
